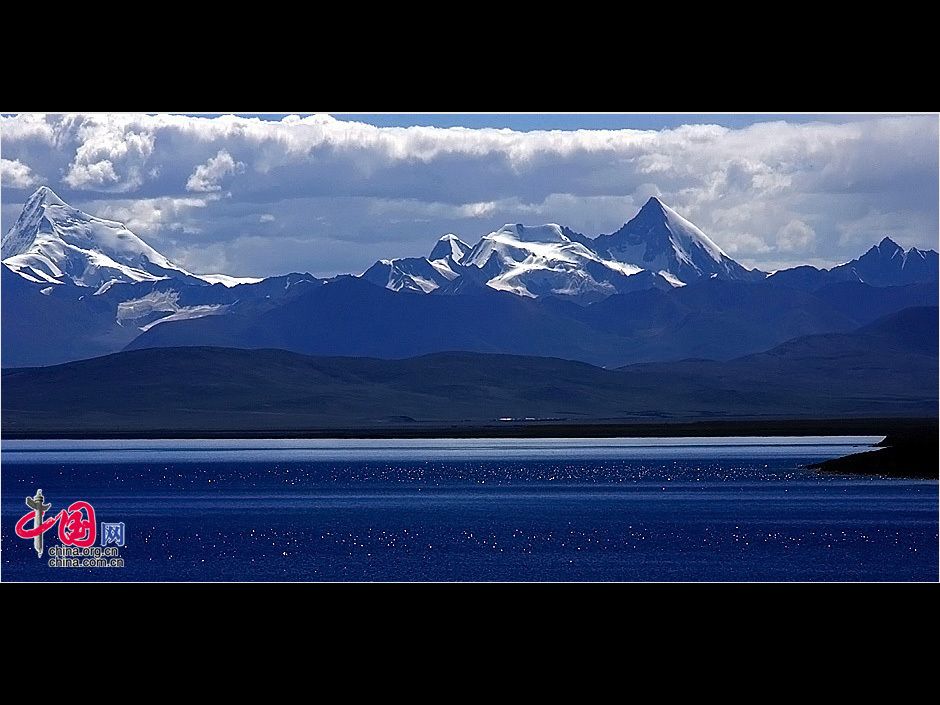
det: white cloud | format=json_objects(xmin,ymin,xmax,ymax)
[
  {"xmin": 722, "ymin": 232, "xmax": 773, "ymax": 256},
  {"xmin": 62, "ymin": 116, "xmax": 156, "ymax": 191},
  {"xmin": 776, "ymin": 219, "xmax": 816, "ymax": 252},
  {"xmin": 86, "ymin": 196, "xmax": 212, "ymax": 237},
  {"xmin": 186, "ymin": 149, "xmax": 246, "ymax": 192},
  {"xmin": 0, "ymin": 112, "xmax": 56, "ymax": 143},
  {"xmin": 836, "ymin": 209, "xmax": 934, "ymax": 249},
  {"xmin": 0, "ymin": 158, "xmax": 42, "ymax": 188}
]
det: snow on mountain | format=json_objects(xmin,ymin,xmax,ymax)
[
  {"xmin": 114, "ymin": 289, "xmax": 230, "ymax": 330},
  {"xmin": 197, "ymin": 273, "xmax": 264, "ymax": 287},
  {"xmin": 10, "ymin": 187, "xmax": 927, "ymax": 318},
  {"xmin": 359, "ymin": 235, "xmax": 472, "ymax": 294},
  {"xmin": 830, "ymin": 236, "xmax": 939, "ymax": 286},
  {"xmin": 359, "ymin": 199, "xmax": 760, "ymax": 301},
  {"xmin": 429, "ymin": 234, "xmax": 470, "ymax": 263},
  {"xmin": 3, "ymin": 187, "xmax": 935, "ymax": 369},
  {"xmin": 360, "ymin": 256, "xmax": 460, "ymax": 293},
  {"xmin": 2, "ymin": 186, "xmax": 748, "ymax": 303},
  {"xmin": 459, "ymin": 223, "xmax": 655, "ymax": 300},
  {"xmin": 2, "ymin": 187, "xmax": 201, "ymax": 287},
  {"xmin": 593, "ymin": 197, "xmax": 760, "ymax": 283},
  {"xmin": 767, "ymin": 236, "xmax": 939, "ymax": 289},
  {"xmin": 1, "ymin": 186, "xmax": 260, "ymax": 289}
]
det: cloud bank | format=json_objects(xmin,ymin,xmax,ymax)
[{"xmin": 1, "ymin": 113, "xmax": 936, "ymax": 277}]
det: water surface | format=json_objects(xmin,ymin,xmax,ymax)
[{"xmin": 2, "ymin": 437, "xmax": 935, "ymax": 581}]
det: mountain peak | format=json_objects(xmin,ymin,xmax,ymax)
[
  {"xmin": 27, "ymin": 185, "xmax": 67, "ymax": 208},
  {"xmin": 3, "ymin": 187, "xmax": 68, "ymax": 258},
  {"xmin": 641, "ymin": 196, "xmax": 667, "ymax": 212},
  {"xmin": 828, "ymin": 235, "xmax": 939, "ymax": 286},
  {"xmin": 878, "ymin": 236, "xmax": 901, "ymax": 252},
  {"xmin": 3, "ymin": 187, "xmax": 197, "ymax": 287},
  {"xmin": 593, "ymin": 197, "xmax": 746, "ymax": 281},
  {"xmin": 492, "ymin": 223, "xmax": 567, "ymax": 243},
  {"xmin": 429, "ymin": 233, "xmax": 471, "ymax": 263}
]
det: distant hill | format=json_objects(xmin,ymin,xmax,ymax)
[
  {"xmin": 4, "ymin": 307, "xmax": 935, "ymax": 435},
  {"xmin": 616, "ymin": 306, "xmax": 938, "ymax": 417}
]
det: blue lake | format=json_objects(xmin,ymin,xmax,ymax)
[{"xmin": 1, "ymin": 437, "xmax": 936, "ymax": 581}]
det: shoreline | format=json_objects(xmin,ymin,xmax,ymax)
[
  {"xmin": 4, "ymin": 418, "xmax": 934, "ymax": 480},
  {"xmin": 808, "ymin": 427, "xmax": 938, "ymax": 480},
  {"xmin": 2, "ymin": 417, "xmax": 933, "ymax": 441}
]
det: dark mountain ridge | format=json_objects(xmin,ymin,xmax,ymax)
[
  {"xmin": 4, "ymin": 307, "xmax": 935, "ymax": 435},
  {"xmin": 125, "ymin": 275, "xmax": 936, "ymax": 367}
]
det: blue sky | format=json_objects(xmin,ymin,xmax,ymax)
[{"xmin": 1, "ymin": 113, "xmax": 936, "ymax": 277}]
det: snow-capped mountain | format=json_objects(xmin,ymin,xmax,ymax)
[
  {"xmin": 458, "ymin": 223, "xmax": 665, "ymax": 301},
  {"xmin": 360, "ymin": 234, "xmax": 470, "ymax": 293},
  {"xmin": 3, "ymin": 186, "xmax": 937, "ymax": 370},
  {"xmin": 592, "ymin": 197, "xmax": 760, "ymax": 282},
  {"xmin": 0, "ymin": 187, "xmax": 318, "ymax": 366},
  {"xmin": 2, "ymin": 186, "xmax": 196, "ymax": 288},
  {"xmin": 361, "ymin": 255, "xmax": 460, "ymax": 293},
  {"xmin": 357, "ymin": 197, "xmax": 764, "ymax": 301},
  {"xmin": 831, "ymin": 236, "xmax": 939, "ymax": 286},
  {"xmin": 429, "ymin": 234, "xmax": 470, "ymax": 263},
  {"xmin": 1, "ymin": 186, "xmax": 257, "ymax": 290},
  {"xmin": 767, "ymin": 236, "xmax": 939, "ymax": 289}
]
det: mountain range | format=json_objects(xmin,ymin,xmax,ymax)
[
  {"xmin": 362, "ymin": 198, "xmax": 763, "ymax": 300},
  {"xmin": 3, "ymin": 306, "xmax": 935, "ymax": 434},
  {"xmin": 2, "ymin": 187, "xmax": 937, "ymax": 369}
]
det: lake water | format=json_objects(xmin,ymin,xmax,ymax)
[{"xmin": 1, "ymin": 437, "xmax": 936, "ymax": 581}]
